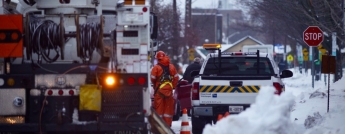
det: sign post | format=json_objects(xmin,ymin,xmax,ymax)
[
  {"xmin": 303, "ymin": 26, "xmax": 324, "ymax": 88},
  {"xmin": 321, "ymin": 54, "xmax": 336, "ymax": 113},
  {"xmin": 302, "ymin": 48, "xmax": 309, "ymax": 74}
]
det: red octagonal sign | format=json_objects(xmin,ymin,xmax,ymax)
[{"xmin": 303, "ymin": 26, "xmax": 324, "ymax": 47}]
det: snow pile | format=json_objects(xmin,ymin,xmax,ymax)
[
  {"xmin": 172, "ymin": 69, "xmax": 345, "ymax": 134},
  {"xmin": 304, "ymin": 112, "xmax": 324, "ymax": 129},
  {"xmin": 202, "ymin": 86, "xmax": 302, "ymax": 134},
  {"xmin": 299, "ymin": 77, "xmax": 345, "ymax": 134}
]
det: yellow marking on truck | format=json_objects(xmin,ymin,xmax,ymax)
[
  {"xmin": 220, "ymin": 86, "xmax": 228, "ymax": 92},
  {"xmin": 244, "ymin": 86, "xmax": 252, "ymax": 93},
  {"xmin": 212, "ymin": 86, "xmax": 222, "ymax": 92},
  {"xmin": 199, "ymin": 86, "xmax": 207, "ymax": 92},
  {"xmin": 199, "ymin": 85, "xmax": 261, "ymax": 93},
  {"xmin": 205, "ymin": 85, "xmax": 214, "ymax": 92},
  {"xmin": 251, "ymin": 85, "xmax": 259, "ymax": 92},
  {"xmin": 238, "ymin": 87, "xmax": 245, "ymax": 93},
  {"xmin": 227, "ymin": 87, "xmax": 235, "ymax": 93}
]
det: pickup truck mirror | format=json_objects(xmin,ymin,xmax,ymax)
[
  {"xmin": 190, "ymin": 70, "xmax": 199, "ymax": 78},
  {"xmin": 280, "ymin": 70, "xmax": 293, "ymax": 78},
  {"xmin": 150, "ymin": 13, "xmax": 158, "ymax": 40}
]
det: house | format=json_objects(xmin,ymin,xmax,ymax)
[{"xmin": 221, "ymin": 35, "xmax": 265, "ymax": 52}]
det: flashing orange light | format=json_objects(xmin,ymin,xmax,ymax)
[
  {"xmin": 105, "ymin": 76, "xmax": 116, "ymax": 86},
  {"xmin": 203, "ymin": 44, "xmax": 221, "ymax": 49}
]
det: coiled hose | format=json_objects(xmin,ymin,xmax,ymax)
[
  {"xmin": 77, "ymin": 22, "xmax": 101, "ymax": 63},
  {"xmin": 27, "ymin": 18, "xmax": 101, "ymax": 64},
  {"xmin": 28, "ymin": 20, "xmax": 63, "ymax": 63}
]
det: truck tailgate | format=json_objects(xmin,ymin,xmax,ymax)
[{"xmin": 199, "ymin": 75, "xmax": 272, "ymax": 104}]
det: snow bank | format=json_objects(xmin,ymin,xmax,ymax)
[
  {"xmin": 202, "ymin": 86, "xmax": 303, "ymax": 134},
  {"xmin": 301, "ymin": 76, "xmax": 345, "ymax": 134}
]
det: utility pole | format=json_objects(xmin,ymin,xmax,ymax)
[
  {"xmin": 172, "ymin": 0, "xmax": 179, "ymax": 69},
  {"xmin": 149, "ymin": 0, "xmax": 157, "ymax": 13},
  {"xmin": 185, "ymin": 0, "xmax": 192, "ymax": 64},
  {"xmin": 185, "ymin": 0, "xmax": 191, "ymax": 47},
  {"xmin": 284, "ymin": 36, "xmax": 287, "ymax": 68}
]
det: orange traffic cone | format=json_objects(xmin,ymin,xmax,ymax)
[
  {"xmin": 217, "ymin": 114, "xmax": 223, "ymax": 121},
  {"xmin": 224, "ymin": 112, "xmax": 230, "ymax": 117},
  {"xmin": 180, "ymin": 108, "xmax": 191, "ymax": 134}
]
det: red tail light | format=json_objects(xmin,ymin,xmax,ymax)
[
  {"xmin": 127, "ymin": 77, "xmax": 135, "ymax": 85},
  {"xmin": 138, "ymin": 77, "xmax": 146, "ymax": 85},
  {"xmin": 47, "ymin": 90, "xmax": 53, "ymax": 95},
  {"xmin": 58, "ymin": 89, "xmax": 64, "ymax": 95},
  {"xmin": 143, "ymin": 7, "xmax": 148, "ymax": 12},
  {"xmin": 273, "ymin": 82, "xmax": 282, "ymax": 95},
  {"xmin": 191, "ymin": 82, "xmax": 200, "ymax": 100},
  {"xmin": 69, "ymin": 90, "xmax": 74, "ymax": 95}
]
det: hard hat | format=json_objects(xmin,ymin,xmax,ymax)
[{"xmin": 155, "ymin": 51, "xmax": 166, "ymax": 59}]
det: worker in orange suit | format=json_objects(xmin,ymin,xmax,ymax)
[{"xmin": 150, "ymin": 51, "xmax": 179, "ymax": 127}]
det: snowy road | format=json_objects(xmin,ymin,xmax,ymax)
[{"xmin": 171, "ymin": 117, "xmax": 190, "ymax": 133}]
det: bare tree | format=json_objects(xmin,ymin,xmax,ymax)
[
  {"xmin": 239, "ymin": 0, "xmax": 344, "ymax": 81},
  {"xmin": 149, "ymin": 1, "xmax": 183, "ymax": 68}
]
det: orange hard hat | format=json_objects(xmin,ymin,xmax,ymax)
[{"xmin": 155, "ymin": 51, "xmax": 166, "ymax": 59}]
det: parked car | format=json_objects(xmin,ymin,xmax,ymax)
[{"xmin": 174, "ymin": 79, "xmax": 192, "ymax": 117}]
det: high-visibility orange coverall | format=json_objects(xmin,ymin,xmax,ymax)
[{"xmin": 150, "ymin": 56, "xmax": 179, "ymax": 127}]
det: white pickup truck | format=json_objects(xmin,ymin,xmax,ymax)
[{"xmin": 189, "ymin": 44, "xmax": 293, "ymax": 134}]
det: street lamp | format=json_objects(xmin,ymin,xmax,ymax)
[{"xmin": 226, "ymin": 31, "xmax": 240, "ymax": 44}]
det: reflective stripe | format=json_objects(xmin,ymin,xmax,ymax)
[
  {"xmin": 199, "ymin": 85, "xmax": 261, "ymax": 93},
  {"xmin": 163, "ymin": 114, "xmax": 173, "ymax": 118},
  {"xmin": 151, "ymin": 75, "xmax": 156, "ymax": 79},
  {"xmin": 174, "ymin": 74, "xmax": 179, "ymax": 77},
  {"xmin": 159, "ymin": 81, "xmax": 172, "ymax": 89},
  {"xmin": 158, "ymin": 114, "xmax": 163, "ymax": 117}
]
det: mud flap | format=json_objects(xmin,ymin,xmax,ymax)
[{"xmin": 148, "ymin": 107, "xmax": 175, "ymax": 134}]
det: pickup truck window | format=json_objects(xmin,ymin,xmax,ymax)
[{"xmin": 203, "ymin": 57, "xmax": 274, "ymax": 76}]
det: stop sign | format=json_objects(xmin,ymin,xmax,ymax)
[{"xmin": 303, "ymin": 26, "xmax": 324, "ymax": 47}]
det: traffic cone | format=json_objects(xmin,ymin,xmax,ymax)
[
  {"xmin": 224, "ymin": 112, "xmax": 230, "ymax": 117},
  {"xmin": 217, "ymin": 114, "xmax": 223, "ymax": 121},
  {"xmin": 180, "ymin": 108, "xmax": 191, "ymax": 134}
]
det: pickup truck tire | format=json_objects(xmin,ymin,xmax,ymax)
[
  {"xmin": 191, "ymin": 116, "xmax": 212, "ymax": 134},
  {"xmin": 172, "ymin": 100, "xmax": 181, "ymax": 121}
]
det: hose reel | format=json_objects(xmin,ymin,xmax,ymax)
[{"xmin": 26, "ymin": 14, "xmax": 106, "ymax": 64}]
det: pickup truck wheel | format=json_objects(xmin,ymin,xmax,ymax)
[
  {"xmin": 172, "ymin": 100, "xmax": 181, "ymax": 121},
  {"xmin": 187, "ymin": 109, "xmax": 191, "ymax": 116},
  {"xmin": 191, "ymin": 116, "xmax": 212, "ymax": 134}
]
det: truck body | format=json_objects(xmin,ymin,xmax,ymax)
[{"xmin": 0, "ymin": 0, "xmax": 173, "ymax": 133}]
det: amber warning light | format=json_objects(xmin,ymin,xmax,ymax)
[
  {"xmin": 203, "ymin": 44, "xmax": 221, "ymax": 50},
  {"xmin": 105, "ymin": 76, "xmax": 116, "ymax": 86}
]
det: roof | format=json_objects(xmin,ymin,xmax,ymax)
[
  {"xmin": 220, "ymin": 44, "xmax": 235, "ymax": 52},
  {"xmin": 221, "ymin": 36, "xmax": 265, "ymax": 52}
]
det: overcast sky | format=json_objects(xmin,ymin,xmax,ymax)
[
  {"xmin": 163, "ymin": 0, "xmax": 225, "ymax": 9},
  {"xmin": 162, "ymin": 0, "xmax": 244, "ymax": 17}
]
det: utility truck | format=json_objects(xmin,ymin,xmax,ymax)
[{"xmin": 0, "ymin": 0, "xmax": 173, "ymax": 133}]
